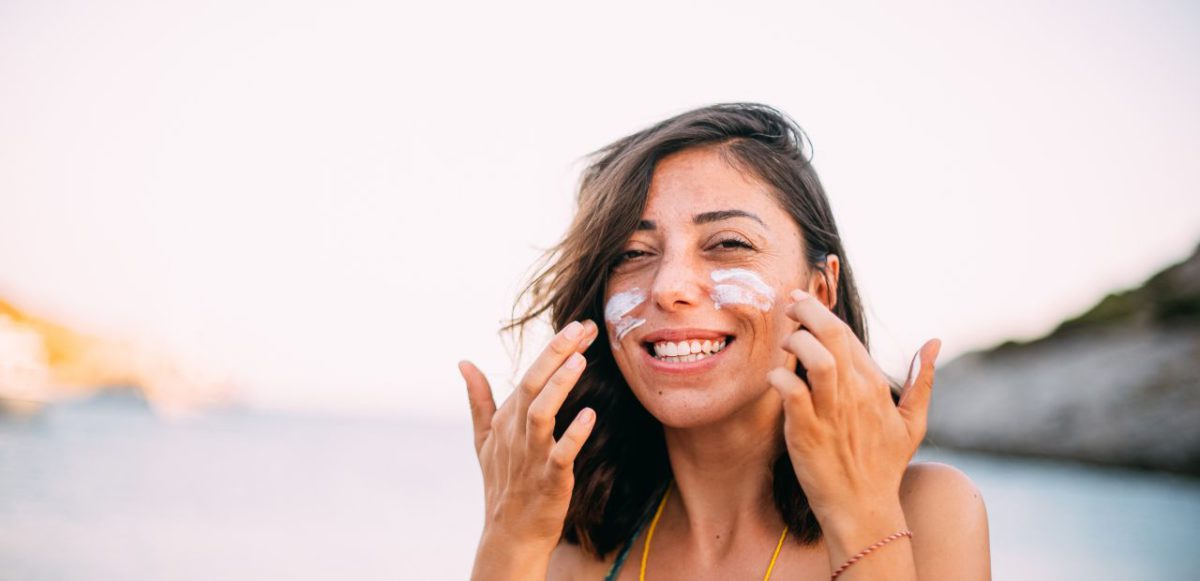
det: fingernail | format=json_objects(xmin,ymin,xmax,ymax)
[
  {"xmin": 564, "ymin": 321, "xmax": 583, "ymax": 340},
  {"xmin": 790, "ymin": 289, "xmax": 809, "ymax": 302},
  {"xmin": 583, "ymin": 320, "xmax": 598, "ymax": 346},
  {"xmin": 579, "ymin": 407, "xmax": 595, "ymax": 425},
  {"xmin": 907, "ymin": 349, "xmax": 922, "ymax": 386},
  {"xmin": 567, "ymin": 352, "xmax": 585, "ymax": 369}
]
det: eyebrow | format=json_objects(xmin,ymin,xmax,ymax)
[{"xmin": 636, "ymin": 209, "xmax": 766, "ymax": 231}]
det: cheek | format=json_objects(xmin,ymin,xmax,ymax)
[
  {"xmin": 746, "ymin": 306, "xmax": 795, "ymax": 360},
  {"xmin": 709, "ymin": 268, "xmax": 777, "ymax": 311},
  {"xmin": 604, "ymin": 288, "xmax": 648, "ymax": 347},
  {"xmin": 739, "ymin": 284, "xmax": 802, "ymax": 365}
]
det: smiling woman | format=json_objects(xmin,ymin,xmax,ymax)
[{"xmin": 459, "ymin": 103, "xmax": 991, "ymax": 580}]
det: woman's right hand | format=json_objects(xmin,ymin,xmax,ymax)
[{"xmin": 459, "ymin": 319, "xmax": 599, "ymax": 579}]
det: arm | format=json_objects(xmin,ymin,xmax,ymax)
[
  {"xmin": 902, "ymin": 462, "xmax": 991, "ymax": 580},
  {"xmin": 813, "ymin": 462, "xmax": 990, "ymax": 580}
]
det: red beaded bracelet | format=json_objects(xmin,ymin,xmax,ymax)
[{"xmin": 829, "ymin": 529, "xmax": 913, "ymax": 580}]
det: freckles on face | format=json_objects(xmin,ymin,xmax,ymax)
[
  {"xmin": 704, "ymin": 265, "xmax": 803, "ymax": 379},
  {"xmin": 708, "ymin": 266, "xmax": 790, "ymax": 356}
]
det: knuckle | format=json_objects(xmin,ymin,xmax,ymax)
[
  {"xmin": 767, "ymin": 368, "xmax": 787, "ymax": 387},
  {"xmin": 519, "ymin": 379, "xmax": 540, "ymax": 397},
  {"xmin": 526, "ymin": 408, "xmax": 553, "ymax": 431},
  {"xmin": 834, "ymin": 318, "xmax": 853, "ymax": 336},
  {"xmin": 809, "ymin": 355, "xmax": 836, "ymax": 375},
  {"xmin": 785, "ymin": 333, "xmax": 805, "ymax": 353},
  {"xmin": 546, "ymin": 335, "xmax": 573, "ymax": 357},
  {"xmin": 544, "ymin": 368, "xmax": 568, "ymax": 389},
  {"xmin": 784, "ymin": 388, "xmax": 808, "ymax": 407},
  {"xmin": 547, "ymin": 448, "xmax": 572, "ymax": 470},
  {"xmin": 815, "ymin": 320, "xmax": 842, "ymax": 343},
  {"xmin": 838, "ymin": 326, "xmax": 855, "ymax": 351}
]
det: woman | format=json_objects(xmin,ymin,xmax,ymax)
[{"xmin": 459, "ymin": 103, "xmax": 991, "ymax": 580}]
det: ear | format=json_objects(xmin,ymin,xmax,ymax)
[{"xmin": 808, "ymin": 254, "xmax": 840, "ymax": 310}]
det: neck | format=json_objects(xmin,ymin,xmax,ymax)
[{"xmin": 660, "ymin": 391, "xmax": 786, "ymax": 560}]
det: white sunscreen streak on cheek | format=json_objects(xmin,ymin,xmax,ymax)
[
  {"xmin": 604, "ymin": 288, "xmax": 647, "ymax": 345},
  {"xmin": 710, "ymin": 268, "xmax": 776, "ymax": 311}
]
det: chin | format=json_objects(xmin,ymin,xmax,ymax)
[
  {"xmin": 612, "ymin": 332, "xmax": 785, "ymax": 429},
  {"xmin": 629, "ymin": 382, "xmax": 768, "ymax": 430}
]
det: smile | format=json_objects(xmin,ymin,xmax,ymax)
[{"xmin": 648, "ymin": 338, "xmax": 728, "ymax": 362}]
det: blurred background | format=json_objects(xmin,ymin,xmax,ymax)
[{"xmin": 2, "ymin": 0, "xmax": 1198, "ymax": 579}]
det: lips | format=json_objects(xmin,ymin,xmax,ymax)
[
  {"xmin": 640, "ymin": 328, "xmax": 730, "ymax": 343},
  {"xmin": 637, "ymin": 328, "xmax": 735, "ymax": 366},
  {"xmin": 650, "ymin": 338, "xmax": 727, "ymax": 360}
]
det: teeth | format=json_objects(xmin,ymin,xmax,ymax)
[{"xmin": 652, "ymin": 337, "xmax": 729, "ymax": 360}]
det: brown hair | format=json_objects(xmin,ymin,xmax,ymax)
[{"xmin": 506, "ymin": 102, "xmax": 900, "ymax": 557}]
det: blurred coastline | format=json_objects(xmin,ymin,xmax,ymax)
[
  {"xmin": 0, "ymin": 299, "xmax": 235, "ymax": 419},
  {"xmin": 1, "ymin": 395, "xmax": 1198, "ymax": 580}
]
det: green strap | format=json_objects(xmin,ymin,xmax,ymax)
[
  {"xmin": 603, "ymin": 519, "xmax": 643, "ymax": 581},
  {"xmin": 603, "ymin": 485, "xmax": 667, "ymax": 580}
]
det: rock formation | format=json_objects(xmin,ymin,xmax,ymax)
[{"xmin": 927, "ymin": 241, "xmax": 1200, "ymax": 474}]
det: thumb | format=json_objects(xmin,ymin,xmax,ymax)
[
  {"xmin": 897, "ymin": 338, "xmax": 942, "ymax": 441},
  {"xmin": 459, "ymin": 360, "xmax": 497, "ymax": 455}
]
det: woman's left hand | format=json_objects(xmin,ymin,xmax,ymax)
[{"xmin": 766, "ymin": 288, "xmax": 942, "ymax": 531}]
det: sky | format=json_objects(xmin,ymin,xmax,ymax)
[{"xmin": 1, "ymin": 0, "xmax": 1198, "ymax": 419}]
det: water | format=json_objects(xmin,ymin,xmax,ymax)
[{"xmin": 2, "ymin": 397, "xmax": 1198, "ymax": 580}]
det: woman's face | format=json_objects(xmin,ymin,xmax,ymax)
[{"xmin": 604, "ymin": 145, "xmax": 817, "ymax": 428}]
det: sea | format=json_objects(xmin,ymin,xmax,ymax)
[{"xmin": 1, "ymin": 395, "xmax": 1198, "ymax": 580}]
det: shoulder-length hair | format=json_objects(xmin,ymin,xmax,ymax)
[{"xmin": 505, "ymin": 102, "xmax": 900, "ymax": 558}]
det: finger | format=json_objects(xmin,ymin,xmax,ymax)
[
  {"xmin": 767, "ymin": 366, "xmax": 817, "ymax": 425},
  {"xmin": 786, "ymin": 289, "xmax": 853, "ymax": 380},
  {"xmin": 516, "ymin": 320, "xmax": 598, "ymax": 418},
  {"xmin": 781, "ymin": 329, "xmax": 839, "ymax": 416},
  {"xmin": 458, "ymin": 360, "xmax": 497, "ymax": 455},
  {"xmin": 548, "ymin": 407, "xmax": 596, "ymax": 473},
  {"xmin": 527, "ymin": 351, "xmax": 587, "ymax": 450},
  {"xmin": 837, "ymin": 320, "xmax": 892, "ymax": 400},
  {"xmin": 898, "ymin": 339, "xmax": 943, "ymax": 442}
]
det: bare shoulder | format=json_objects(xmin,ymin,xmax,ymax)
[
  {"xmin": 547, "ymin": 540, "xmax": 614, "ymax": 581},
  {"xmin": 899, "ymin": 461, "xmax": 992, "ymax": 580},
  {"xmin": 901, "ymin": 461, "xmax": 984, "ymax": 505},
  {"xmin": 899, "ymin": 461, "xmax": 989, "ymax": 528}
]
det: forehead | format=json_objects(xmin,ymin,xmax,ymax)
[{"xmin": 643, "ymin": 146, "xmax": 788, "ymax": 225}]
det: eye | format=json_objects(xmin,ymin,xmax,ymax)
[
  {"xmin": 711, "ymin": 236, "xmax": 755, "ymax": 251},
  {"xmin": 612, "ymin": 249, "xmax": 649, "ymax": 268}
]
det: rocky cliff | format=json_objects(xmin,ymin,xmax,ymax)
[{"xmin": 926, "ymin": 241, "xmax": 1200, "ymax": 475}]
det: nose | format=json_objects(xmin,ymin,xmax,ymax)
[{"xmin": 649, "ymin": 249, "xmax": 707, "ymax": 312}]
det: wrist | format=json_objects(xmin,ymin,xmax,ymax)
[
  {"xmin": 472, "ymin": 527, "xmax": 556, "ymax": 581},
  {"xmin": 817, "ymin": 499, "xmax": 910, "ymax": 558}
]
